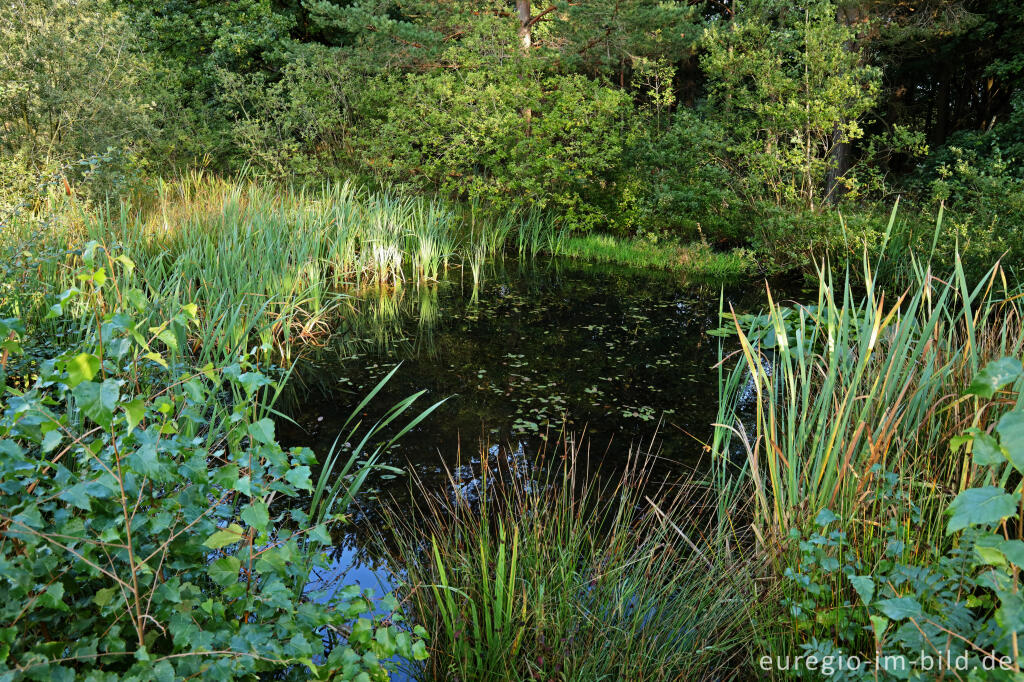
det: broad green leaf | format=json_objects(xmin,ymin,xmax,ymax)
[
  {"xmin": 966, "ymin": 357, "xmax": 1023, "ymax": 398},
  {"xmin": 41, "ymin": 429, "xmax": 63, "ymax": 454},
  {"xmin": 93, "ymin": 587, "xmax": 118, "ymax": 607},
  {"xmin": 996, "ymin": 411, "xmax": 1024, "ymax": 473},
  {"xmin": 814, "ymin": 508, "xmax": 838, "ymax": 526},
  {"xmin": 248, "ymin": 418, "xmax": 275, "ymax": 445},
  {"xmin": 869, "ymin": 615, "xmax": 888, "ymax": 640},
  {"xmin": 38, "ymin": 583, "xmax": 69, "ymax": 612},
  {"xmin": 875, "ymin": 597, "xmax": 922, "ymax": 620},
  {"xmin": 204, "ymin": 523, "xmax": 245, "ymax": 550},
  {"xmin": 129, "ymin": 443, "xmax": 168, "ymax": 481},
  {"xmin": 996, "ymin": 589, "xmax": 1024, "ymax": 632},
  {"xmin": 284, "ymin": 465, "xmax": 313, "ymax": 492},
  {"xmin": 72, "ymin": 380, "xmax": 119, "ymax": 429},
  {"xmin": 972, "ymin": 432, "xmax": 1006, "ymax": 466},
  {"xmin": 1000, "ymin": 539, "xmax": 1024, "ymax": 567},
  {"xmin": 241, "ymin": 501, "xmax": 270, "ymax": 532},
  {"xmin": 66, "ymin": 353, "xmax": 100, "ymax": 387},
  {"xmin": 947, "ymin": 487, "xmax": 1020, "ymax": 534},
  {"xmin": 123, "ymin": 399, "xmax": 145, "ymax": 432},
  {"xmin": 849, "ymin": 575, "xmax": 874, "ymax": 604},
  {"xmin": 58, "ymin": 482, "xmax": 94, "ymax": 511},
  {"xmin": 208, "ymin": 557, "xmax": 241, "ymax": 587}
]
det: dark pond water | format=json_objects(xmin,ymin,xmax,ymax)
[{"xmin": 275, "ymin": 257, "xmax": 796, "ymax": 631}]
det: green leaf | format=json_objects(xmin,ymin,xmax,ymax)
[
  {"xmin": 208, "ymin": 557, "xmax": 241, "ymax": 587},
  {"xmin": 875, "ymin": 597, "xmax": 922, "ymax": 620},
  {"xmin": 38, "ymin": 583, "xmax": 69, "ymax": 612},
  {"xmin": 966, "ymin": 357, "xmax": 1023, "ymax": 398},
  {"xmin": 849, "ymin": 575, "xmax": 874, "ymax": 605},
  {"xmin": 128, "ymin": 443, "xmax": 168, "ymax": 481},
  {"xmin": 307, "ymin": 524, "xmax": 332, "ymax": 546},
  {"xmin": 241, "ymin": 502, "xmax": 270, "ymax": 532},
  {"xmin": 41, "ymin": 429, "xmax": 63, "ymax": 454},
  {"xmin": 204, "ymin": 523, "xmax": 245, "ymax": 550},
  {"xmin": 58, "ymin": 482, "xmax": 94, "ymax": 511},
  {"xmin": 72, "ymin": 379, "xmax": 119, "ymax": 429},
  {"xmin": 996, "ymin": 411, "xmax": 1024, "ymax": 473},
  {"xmin": 248, "ymin": 418, "xmax": 276, "ymax": 445},
  {"xmin": 947, "ymin": 487, "xmax": 1020, "ymax": 534},
  {"xmin": 66, "ymin": 353, "xmax": 100, "ymax": 387},
  {"xmin": 996, "ymin": 589, "xmax": 1024, "ymax": 632},
  {"xmin": 972, "ymin": 432, "xmax": 1006, "ymax": 466},
  {"xmin": 869, "ymin": 615, "xmax": 888, "ymax": 640},
  {"xmin": 1000, "ymin": 539, "xmax": 1024, "ymax": 567},
  {"xmin": 284, "ymin": 465, "xmax": 313, "ymax": 492},
  {"xmin": 94, "ymin": 587, "xmax": 118, "ymax": 608},
  {"xmin": 814, "ymin": 508, "xmax": 838, "ymax": 526},
  {"xmin": 123, "ymin": 399, "xmax": 145, "ymax": 432}
]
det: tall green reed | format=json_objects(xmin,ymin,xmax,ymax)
[{"xmin": 381, "ymin": 440, "xmax": 759, "ymax": 681}]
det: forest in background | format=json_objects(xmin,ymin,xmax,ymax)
[
  {"xmin": 5, "ymin": 2, "xmax": 1024, "ymax": 680},
  {"xmin": 3, "ymin": 0, "xmax": 1023, "ymax": 274}
]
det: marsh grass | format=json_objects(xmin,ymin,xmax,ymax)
[
  {"xmin": 0, "ymin": 176, "xmax": 478, "ymax": 363},
  {"xmin": 710, "ymin": 241, "xmax": 1024, "ymax": 668},
  {"xmin": 560, "ymin": 233, "xmax": 754, "ymax": 279},
  {"xmin": 380, "ymin": 439, "xmax": 761, "ymax": 681}
]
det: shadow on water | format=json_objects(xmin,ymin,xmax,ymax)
[{"xmin": 275, "ymin": 256, "xmax": 803, "ymax": 673}]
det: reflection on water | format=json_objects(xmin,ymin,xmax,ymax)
[{"xmin": 276, "ymin": 256, "xmax": 792, "ymax": 667}]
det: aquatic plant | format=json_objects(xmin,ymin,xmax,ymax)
[{"xmin": 381, "ymin": 441, "xmax": 759, "ymax": 680}]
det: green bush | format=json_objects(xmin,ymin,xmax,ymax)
[
  {"xmin": 354, "ymin": 67, "xmax": 631, "ymax": 231},
  {"xmin": 0, "ymin": 254, "xmax": 426, "ymax": 679}
]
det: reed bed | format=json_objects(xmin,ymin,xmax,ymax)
[
  {"xmin": 0, "ymin": 174, "xmax": 560, "ymax": 365},
  {"xmin": 380, "ymin": 441, "xmax": 761, "ymax": 681},
  {"xmin": 710, "ymin": 249, "xmax": 1024, "ymax": 669}
]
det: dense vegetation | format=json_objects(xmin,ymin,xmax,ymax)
[{"xmin": 2, "ymin": 0, "xmax": 1024, "ymax": 679}]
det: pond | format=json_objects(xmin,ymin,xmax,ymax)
[{"xmin": 275, "ymin": 257, "xmax": 795, "ymax": 618}]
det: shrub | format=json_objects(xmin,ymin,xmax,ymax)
[{"xmin": 0, "ymin": 254, "xmax": 426, "ymax": 679}]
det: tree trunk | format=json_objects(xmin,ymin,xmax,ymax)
[
  {"xmin": 516, "ymin": 0, "xmax": 532, "ymax": 135},
  {"xmin": 516, "ymin": 0, "xmax": 531, "ymax": 51}
]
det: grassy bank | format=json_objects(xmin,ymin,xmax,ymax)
[
  {"xmin": 558, "ymin": 233, "xmax": 755, "ymax": 279},
  {"xmin": 1, "ymin": 175, "xmax": 755, "ymax": 367}
]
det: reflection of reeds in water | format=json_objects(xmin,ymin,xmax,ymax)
[{"xmin": 2, "ymin": 174, "xmax": 568, "ymax": 365}]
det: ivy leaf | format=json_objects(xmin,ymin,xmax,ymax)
[
  {"xmin": 204, "ymin": 523, "xmax": 245, "ymax": 550},
  {"xmin": 996, "ymin": 411, "xmax": 1024, "ymax": 473},
  {"xmin": 208, "ymin": 557, "xmax": 241, "ymax": 587},
  {"xmin": 966, "ymin": 357, "xmax": 1023, "ymax": 398},
  {"xmin": 947, "ymin": 487, "xmax": 1020, "ymax": 534},
  {"xmin": 72, "ymin": 379, "xmax": 119, "ymax": 429}
]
